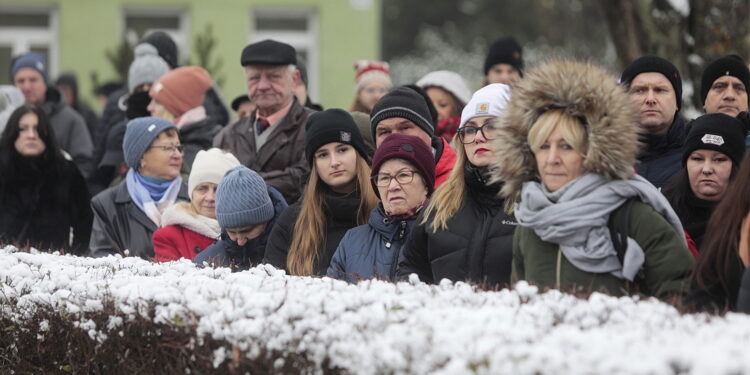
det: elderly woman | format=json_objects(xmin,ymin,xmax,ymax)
[
  {"xmin": 90, "ymin": 117, "xmax": 189, "ymax": 258},
  {"xmin": 663, "ymin": 113, "xmax": 746, "ymax": 251},
  {"xmin": 492, "ymin": 59, "xmax": 694, "ymax": 298},
  {"xmin": 327, "ymin": 134, "xmax": 434, "ymax": 282},
  {"xmin": 0, "ymin": 104, "xmax": 92, "ymax": 254},
  {"xmin": 153, "ymin": 148, "xmax": 240, "ymax": 261},
  {"xmin": 396, "ymin": 84, "xmax": 516, "ymax": 287}
]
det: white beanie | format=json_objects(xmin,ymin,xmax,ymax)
[
  {"xmin": 188, "ymin": 148, "xmax": 241, "ymax": 197},
  {"xmin": 460, "ymin": 83, "xmax": 512, "ymax": 128},
  {"xmin": 416, "ymin": 70, "xmax": 472, "ymax": 105}
]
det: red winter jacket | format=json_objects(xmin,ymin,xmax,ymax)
[
  {"xmin": 152, "ymin": 202, "xmax": 220, "ymax": 262},
  {"xmin": 434, "ymin": 137, "xmax": 457, "ymax": 188}
]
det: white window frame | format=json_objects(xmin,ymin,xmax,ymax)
[
  {"xmin": 0, "ymin": 5, "xmax": 58, "ymax": 81},
  {"xmin": 122, "ymin": 6, "xmax": 189, "ymax": 65},
  {"xmin": 250, "ymin": 8, "xmax": 319, "ymax": 99}
]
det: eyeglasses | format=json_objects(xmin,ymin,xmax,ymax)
[
  {"xmin": 371, "ymin": 169, "xmax": 418, "ymax": 187},
  {"xmin": 149, "ymin": 145, "xmax": 184, "ymax": 154},
  {"xmin": 363, "ymin": 87, "xmax": 389, "ymax": 95},
  {"xmin": 456, "ymin": 123, "xmax": 498, "ymax": 144}
]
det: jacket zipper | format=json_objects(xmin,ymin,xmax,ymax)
[
  {"xmin": 388, "ymin": 221, "xmax": 408, "ymax": 279},
  {"xmin": 556, "ymin": 247, "xmax": 562, "ymax": 289}
]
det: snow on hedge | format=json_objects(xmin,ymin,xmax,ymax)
[{"xmin": 1, "ymin": 245, "xmax": 750, "ymax": 374}]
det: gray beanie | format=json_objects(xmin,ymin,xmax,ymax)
[
  {"xmin": 216, "ymin": 166, "xmax": 274, "ymax": 229},
  {"xmin": 122, "ymin": 116, "xmax": 176, "ymax": 169},
  {"xmin": 128, "ymin": 43, "xmax": 170, "ymax": 92}
]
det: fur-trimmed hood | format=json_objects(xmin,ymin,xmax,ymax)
[{"xmin": 491, "ymin": 59, "xmax": 640, "ymax": 202}]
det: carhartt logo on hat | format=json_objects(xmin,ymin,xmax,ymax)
[
  {"xmin": 148, "ymin": 124, "xmax": 157, "ymax": 132},
  {"xmin": 701, "ymin": 134, "xmax": 724, "ymax": 146},
  {"xmin": 477, "ymin": 102, "xmax": 489, "ymax": 114},
  {"xmin": 340, "ymin": 131, "xmax": 351, "ymax": 142}
]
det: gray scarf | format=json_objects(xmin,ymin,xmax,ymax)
[{"xmin": 515, "ymin": 173, "xmax": 685, "ymax": 281}]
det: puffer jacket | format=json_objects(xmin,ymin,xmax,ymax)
[
  {"xmin": 490, "ymin": 59, "xmax": 694, "ymax": 298},
  {"xmin": 636, "ymin": 116, "xmax": 686, "ymax": 189},
  {"xmin": 397, "ymin": 164, "xmax": 517, "ymax": 287},
  {"xmin": 193, "ymin": 186, "xmax": 287, "ymax": 270},
  {"xmin": 153, "ymin": 202, "xmax": 221, "ymax": 262},
  {"xmin": 42, "ymin": 87, "xmax": 94, "ymax": 177},
  {"xmin": 263, "ymin": 188, "xmax": 364, "ymax": 275},
  {"xmin": 89, "ymin": 179, "xmax": 189, "ymax": 259},
  {"xmin": 327, "ymin": 204, "xmax": 416, "ymax": 282}
]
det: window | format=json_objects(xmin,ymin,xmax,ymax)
[
  {"xmin": 123, "ymin": 8, "xmax": 188, "ymax": 65},
  {"xmin": 0, "ymin": 6, "xmax": 57, "ymax": 85},
  {"xmin": 251, "ymin": 9, "xmax": 318, "ymax": 99}
]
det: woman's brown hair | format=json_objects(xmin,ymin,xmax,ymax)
[{"xmin": 286, "ymin": 155, "xmax": 378, "ymax": 275}]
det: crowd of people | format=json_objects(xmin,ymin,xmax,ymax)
[{"xmin": 1, "ymin": 32, "xmax": 749, "ymax": 314}]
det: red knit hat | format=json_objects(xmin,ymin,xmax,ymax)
[
  {"xmin": 370, "ymin": 133, "xmax": 435, "ymax": 198},
  {"xmin": 354, "ymin": 60, "xmax": 392, "ymax": 92},
  {"xmin": 150, "ymin": 66, "xmax": 212, "ymax": 117}
]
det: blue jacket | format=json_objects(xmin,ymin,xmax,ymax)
[
  {"xmin": 327, "ymin": 204, "xmax": 416, "ymax": 282},
  {"xmin": 636, "ymin": 116, "xmax": 686, "ymax": 189},
  {"xmin": 193, "ymin": 186, "xmax": 288, "ymax": 270}
]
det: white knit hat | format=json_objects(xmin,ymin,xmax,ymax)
[
  {"xmin": 188, "ymin": 148, "xmax": 241, "ymax": 197},
  {"xmin": 416, "ymin": 70, "xmax": 472, "ymax": 105},
  {"xmin": 460, "ymin": 83, "xmax": 512, "ymax": 128}
]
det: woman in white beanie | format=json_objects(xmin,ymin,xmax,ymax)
[
  {"xmin": 348, "ymin": 60, "xmax": 392, "ymax": 114},
  {"xmin": 153, "ymin": 148, "xmax": 240, "ymax": 261},
  {"xmin": 416, "ymin": 70, "xmax": 472, "ymax": 142},
  {"xmin": 397, "ymin": 84, "xmax": 517, "ymax": 287}
]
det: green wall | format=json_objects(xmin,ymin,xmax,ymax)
[{"xmin": 1, "ymin": 0, "xmax": 381, "ymax": 115}]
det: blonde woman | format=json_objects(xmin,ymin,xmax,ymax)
[
  {"xmin": 397, "ymin": 84, "xmax": 517, "ymax": 287},
  {"xmin": 491, "ymin": 59, "xmax": 694, "ymax": 298},
  {"xmin": 264, "ymin": 109, "xmax": 378, "ymax": 276}
]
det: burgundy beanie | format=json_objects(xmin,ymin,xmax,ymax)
[
  {"xmin": 370, "ymin": 133, "xmax": 435, "ymax": 198},
  {"xmin": 149, "ymin": 66, "xmax": 212, "ymax": 117}
]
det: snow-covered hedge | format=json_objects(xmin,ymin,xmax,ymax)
[{"xmin": 1, "ymin": 245, "xmax": 750, "ymax": 374}]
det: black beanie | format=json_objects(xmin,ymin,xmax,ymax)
[
  {"xmin": 143, "ymin": 31, "xmax": 179, "ymax": 68},
  {"xmin": 403, "ymin": 84, "xmax": 438, "ymax": 125},
  {"xmin": 370, "ymin": 86, "xmax": 435, "ymax": 141},
  {"xmin": 682, "ymin": 113, "xmax": 746, "ymax": 167},
  {"xmin": 620, "ymin": 55, "xmax": 682, "ymax": 110},
  {"xmin": 305, "ymin": 108, "xmax": 369, "ymax": 165},
  {"xmin": 700, "ymin": 54, "xmax": 750, "ymax": 106},
  {"xmin": 483, "ymin": 37, "xmax": 524, "ymax": 76}
]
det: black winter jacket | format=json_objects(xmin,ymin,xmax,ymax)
[
  {"xmin": 666, "ymin": 191, "xmax": 717, "ymax": 250},
  {"xmin": 0, "ymin": 157, "xmax": 92, "ymax": 254},
  {"xmin": 89, "ymin": 179, "xmax": 189, "ymax": 259},
  {"xmin": 636, "ymin": 116, "xmax": 686, "ymax": 189},
  {"xmin": 179, "ymin": 117, "xmax": 222, "ymax": 173},
  {"xmin": 737, "ymin": 265, "xmax": 750, "ymax": 313},
  {"xmin": 263, "ymin": 189, "xmax": 363, "ymax": 275},
  {"xmin": 193, "ymin": 186, "xmax": 288, "ymax": 270},
  {"xmin": 327, "ymin": 204, "xmax": 416, "ymax": 282},
  {"xmin": 397, "ymin": 164, "xmax": 517, "ymax": 287}
]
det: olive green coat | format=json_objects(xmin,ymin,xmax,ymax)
[{"xmin": 512, "ymin": 201, "xmax": 695, "ymax": 298}]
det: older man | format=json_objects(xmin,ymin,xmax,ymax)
[
  {"xmin": 370, "ymin": 86, "xmax": 457, "ymax": 188},
  {"xmin": 620, "ymin": 55, "xmax": 686, "ymax": 189},
  {"xmin": 213, "ymin": 39, "xmax": 315, "ymax": 204},
  {"xmin": 11, "ymin": 52, "xmax": 93, "ymax": 176}
]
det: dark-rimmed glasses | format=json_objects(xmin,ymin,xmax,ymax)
[
  {"xmin": 371, "ymin": 169, "xmax": 418, "ymax": 187},
  {"xmin": 456, "ymin": 123, "xmax": 498, "ymax": 144}
]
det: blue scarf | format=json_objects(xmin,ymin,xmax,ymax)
[{"xmin": 126, "ymin": 169, "xmax": 183, "ymax": 226}]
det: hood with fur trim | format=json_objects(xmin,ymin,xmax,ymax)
[{"xmin": 490, "ymin": 59, "xmax": 640, "ymax": 202}]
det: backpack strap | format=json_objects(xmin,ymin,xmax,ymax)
[{"xmin": 608, "ymin": 197, "xmax": 635, "ymax": 267}]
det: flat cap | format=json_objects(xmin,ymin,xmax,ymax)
[{"xmin": 240, "ymin": 39, "xmax": 296, "ymax": 66}]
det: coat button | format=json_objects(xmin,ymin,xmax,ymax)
[{"xmin": 194, "ymin": 246, "xmax": 202, "ymax": 253}]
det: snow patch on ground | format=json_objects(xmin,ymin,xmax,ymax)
[{"xmin": 1, "ymin": 245, "xmax": 750, "ymax": 374}]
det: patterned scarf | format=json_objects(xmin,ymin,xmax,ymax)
[{"xmin": 126, "ymin": 169, "xmax": 183, "ymax": 226}]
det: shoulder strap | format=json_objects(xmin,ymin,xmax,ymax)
[{"xmin": 608, "ymin": 197, "xmax": 635, "ymax": 266}]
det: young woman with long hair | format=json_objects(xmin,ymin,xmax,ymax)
[
  {"xmin": 689, "ymin": 153, "xmax": 750, "ymax": 312},
  {"xmin": 397, "ymin": 84, "xmax": 517, "ymax": 287},
  {"xmin": 264, "ymin": 109, "xmax": 378, "ymax": 276}
]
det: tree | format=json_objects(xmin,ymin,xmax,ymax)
[
  {"xmin": 599, "ymin": 0, "xmax": 750, "ymax": 109},
  {"xmin": 189, "ymin": 24, "xmax": 225, "ymax": 88},
  {"xmin": 104, "ymin": 37, "xmax": 135, "ymax": 84}
]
